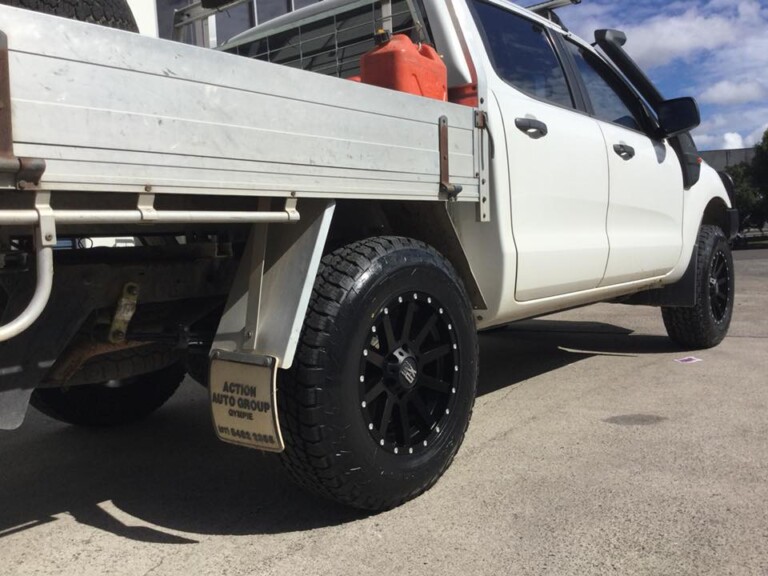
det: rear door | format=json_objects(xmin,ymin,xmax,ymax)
[
  {"xmin": 561, "ymin": 40, "xmax": 684, "ymax": 285},
  {"xmin": 470, "ymin": 0, "xmax": 610, "ymax": 301}
]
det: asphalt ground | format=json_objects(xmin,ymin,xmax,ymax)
[{"xmin": 1, "ymin": 248, "xmax": 766, "ymax": 576}]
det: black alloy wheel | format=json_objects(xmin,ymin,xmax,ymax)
[
  {"xmin": 359, "ymin": 291, "xmax": 460, "ymax": 456},
  {"xmin": 707, "ymin": 248, "xmax": 731, "ymax": 323}
]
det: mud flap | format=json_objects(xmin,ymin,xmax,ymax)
[
  {"xmin": 0, "ymin": 388, "xmax": 32, "ymax": 430},
  {"xmin": 209, "ymin": 350, "xmax": 284, "ymax": 452}
]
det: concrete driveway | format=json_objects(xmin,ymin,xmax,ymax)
[{"xmin": 1, "ymin": 249, "xmax": 766, "ymax": 576}]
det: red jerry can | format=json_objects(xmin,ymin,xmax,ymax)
[{"xmin": 360, "ymin": 34, "xmax": 447, "ymax": 101}]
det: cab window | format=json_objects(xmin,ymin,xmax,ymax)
[
  {"xmin": 565, "ymin": 41, "xmax": 646, "ymax": 131},
  {"xmin": 471, "ymin": 1, "xmax": 574, "ymax": 109}
]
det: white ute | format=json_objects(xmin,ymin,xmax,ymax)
[{"xmin": 0, "ymin": 0, "xmax": 738, "ymax": 509}]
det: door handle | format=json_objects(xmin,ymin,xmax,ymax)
[
  {"xmin": 515, "ymin": 117, "xmax": 548, "ymax": 139},
  {"xmin": 613, "ymin": 143, "xmax": 635, "ymax": 160}
]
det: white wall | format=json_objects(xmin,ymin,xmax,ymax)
[{"xmin": 127, "ymin": 0, "xmax": 159, "ymax": 36}]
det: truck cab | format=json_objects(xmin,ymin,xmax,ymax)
[{"xmin": 220, "ymin": 0, "xmax": 735, "ymax": 325}]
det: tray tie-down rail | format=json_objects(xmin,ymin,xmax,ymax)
[{"xmin": 0, "ymin": 191, "xmax": 301, "ymax": 342}]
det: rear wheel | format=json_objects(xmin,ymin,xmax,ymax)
[
  {"xmin": 662, "ymin": 225, "xmax": 734, "ymax": 349},
  {"xmin": 279, "ymin": 237, "xmax": 478, "ymax": 510},
  {"xmin": 31, "ymin": 363, "xmax": 184, "ymax": 426},
  {"xmin": 0, "ymin": 0, "xmax": 138, "ymax": 31}
]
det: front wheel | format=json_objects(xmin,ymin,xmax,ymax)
[
  {"xmin": 278, "ymin": 237, "xmax": 479, "ymax": 510},
  {"xmin": 662, "ymin": 225, "xmax": 734, "ymax": 349}
]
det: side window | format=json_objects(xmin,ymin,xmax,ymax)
[
  {"xmin": 471, "ymin": 1, "xmax": 573, "ymax": 109},
  {"xmin": 565, "ymin": 41, "xmax": 644, "ymax": 131}
]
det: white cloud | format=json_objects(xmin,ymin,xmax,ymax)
[
  {"xmin": 722, "ymin": 132, "xmax": 745, "ymax": 149},
  {"xmin": 700, "ymin": 80, "xmax": 767, "ymax": 105},
  {"xmin": 697, "ymin": 114, "xmax": 729, "ymax": 132},
  {"xmin": 620, "ymin": 10, "xmax": 735, "ymax": 69},
  {"xmin": 559, "ymin": 0, "xmax": 768, "ymax": 150},
  {"xmin": 694, "ymin": 106, "xmax": 768, "ymax": 150},
  {"xmin": 562, "ymin": 0, "xmax": 766, "ymax": 71},
  {"xmin": 693, "ymin": 133, "xmax": 720, "ymax": 149}
]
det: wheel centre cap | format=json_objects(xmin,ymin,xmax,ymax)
[
  {"xmin": 399, "ymin": 357, "xmax": 419, "ymax": 389},
  {"xmin": 391, "ymin": 347, "xmax": 419, "ymax": 390}
]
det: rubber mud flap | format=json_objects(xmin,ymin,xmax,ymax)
[
  {"xmin": 0, "ymin": 388, "xmax": 32, "ymax": 430},
  {"xmin": 209, "ymin": 351, "xmax": 284, "ymax": 453}
]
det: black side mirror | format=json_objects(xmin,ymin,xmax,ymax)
[{"xmin": 657, "ymin": 97, "xmax": 700, "ymax": 139}]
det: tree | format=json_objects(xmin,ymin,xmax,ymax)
[
  {"xmin": 729, "ymin": 161, "xmax": 761, "ymax": 227},
  {"xmin": 750, "ymin": 128, "xmax": 768, "ymax": 228},
  {"xmin": 727, "ymin": 128, "xmax": 768, "ymax": 230},
  {"xmin": 752, "ymin": 129, "xmax": 768, "ymax": 193}
]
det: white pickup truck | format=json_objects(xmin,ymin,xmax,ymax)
[{"xmin": 0, "ymin": 0, "xmax": 737, "ymax": 510}]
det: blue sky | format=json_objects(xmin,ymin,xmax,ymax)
[{"xmin": 557, "ymin": 0, "xmax": 768, "ymax": 150}]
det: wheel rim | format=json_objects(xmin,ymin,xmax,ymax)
[
  {"xmin": 708, "ymin": 249, "xmax": 731, "ymax": 323},
  {"xmin": 358, "ymin": 291, "xmax": 460, "ymax": 455}
]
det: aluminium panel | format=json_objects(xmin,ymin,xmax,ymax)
[{"xmin": 2, "ymin": 6, "xmax": 479, "ymax": 202}]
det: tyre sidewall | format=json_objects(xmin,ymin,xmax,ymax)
[{"xmin": 696, "ymin": 228, "xmax": 734, "ymax": 344}]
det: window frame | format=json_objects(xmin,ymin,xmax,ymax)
[{"xmin": 554, "ymin": 34, "xmax": 660, "ymax": 138}]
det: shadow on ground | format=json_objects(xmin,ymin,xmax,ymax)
[
  {"xmin": 0, "ymin": 319, "xmax": 679, "ymax": 543},
  {"xmin": 477, "ymin": 319, "xmax": 679, "ymax": 397}
]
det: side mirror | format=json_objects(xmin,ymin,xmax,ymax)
[{"xmin": 657, "ymin": 97, "xmax": 700, "ymax": 139}]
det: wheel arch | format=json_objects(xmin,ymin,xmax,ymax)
[
  {"xmin": 673, "ymin": 164, "xmax": 734, "ymax": 283},
  {"xmin": 214, "ymin": 199, "xmax": 486, "ymax": 371},
  {"xmin": 701, "ymin": 196, "xmax": 731, "ymax": 237},
  {"xmin": 327, "ymin": 200, "xmax": 487, "ymax": 311}
]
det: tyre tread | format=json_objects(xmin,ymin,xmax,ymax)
[
  {"xmin": 1, "ymin": 0, "xmax": 138, "ymax": 31},
  {"xmin": 662, "ymin": 225, "xmax": 733, "ymax": 349}
]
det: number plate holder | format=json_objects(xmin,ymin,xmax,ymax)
[{"xmin": 209, "ymin": 350, "xmax": 284, "ymax": 453}]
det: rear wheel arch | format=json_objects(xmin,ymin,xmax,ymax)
[{"xmin": 327, "ymin": 200, "xmax": 487, "ymax": 311}]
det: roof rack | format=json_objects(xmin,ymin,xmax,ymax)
[{"xmin": 526, "ymin": 0, "xmax": 581, "ymax": 15}]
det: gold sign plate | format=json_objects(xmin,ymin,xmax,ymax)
[{"xmin": 209, "ymin": 352, "xmax": 284, "ymax": 453}]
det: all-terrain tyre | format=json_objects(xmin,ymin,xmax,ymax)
[
  {"xmin": 662, "ymin": 225, "xmax": 734, "ymax": 349},
  {"xmin": 278, "ymin": 237, "xmax": 479, "ymax": 510},
  {"xmin": 31, "ymin": 363, "xmax": 185, "ymax": 426},
  {"xmin": 0, "ymin": 0, "xmax": 138, "ymax": 32}
]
